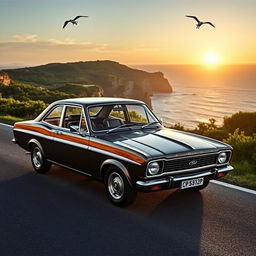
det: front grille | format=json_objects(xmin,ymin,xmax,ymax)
[{"xmin": 163, "ymin": 153, "xmax": 218, "ymax": 173}]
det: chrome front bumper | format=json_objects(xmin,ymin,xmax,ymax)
[{"xmin": 136, "ymin": 165, "xmax": 234, "ymax": 190}]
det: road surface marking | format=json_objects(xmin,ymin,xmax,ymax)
[
  {"xmin": 211, "ymin": 180, "xmax": 256, "ymax": 195},
  {"xmin": 0, "ymin": 123, "xmax": 13, "ymax": 128}
]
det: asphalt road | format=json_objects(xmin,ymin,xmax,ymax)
[{"xmin": 0, "ymin": 124, "xmax": 255, "ymax": 256}]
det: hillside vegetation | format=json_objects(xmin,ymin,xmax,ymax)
[
  {"xmin": 4, "ymin": 60, "xmax": 172, "ymax": 106},
  {"xmin": 0, "ymin": 81, "xmax": 75, "ymax": 104}
]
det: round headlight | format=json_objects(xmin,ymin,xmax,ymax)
[
  {"xmin": 147, "ymin": 162, "xmax": 160, "ymax": 175},
  {"xmin": 217, "ymin": 152, "xmax": 227, "ymax": 164}
]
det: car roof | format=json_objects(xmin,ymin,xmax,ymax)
[{"xmin": 55, "ymin": 97, "xmax": 145, "ymax": 106}]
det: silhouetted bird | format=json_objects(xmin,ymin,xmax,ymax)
[
  {"xmin": 186, "ymin": 15, "xmax": 215, "ymax": 29},
  {"xmin": 63, "ymin": 16, "xmax": 88, "ymax": 29}
]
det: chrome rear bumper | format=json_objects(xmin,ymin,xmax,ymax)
[{"xmin": 136, "ymin": 165, "xmax": 234, "ymax": 189}]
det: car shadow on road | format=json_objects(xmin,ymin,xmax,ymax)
[{"xmin": 0, "ymin": 165, "xmax": 203, "ymax": 256}]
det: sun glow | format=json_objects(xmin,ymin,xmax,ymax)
[{"xmin": 203, "ymin": 52, "xmax": 219, "ymax": 65}]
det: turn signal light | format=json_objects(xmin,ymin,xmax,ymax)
[
  {"xmin": 217, "ymin": 172, "xmax": 227, "ymax": 178},
  {"xmin": 151, "ymin": 185, "xmax": 162, "ymax": 191}
]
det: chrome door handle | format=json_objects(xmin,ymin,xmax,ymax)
[{"xmin": 54, "ymin": 130, "xmax": 63, "ymax": 135}]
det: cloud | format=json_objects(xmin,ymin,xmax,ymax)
[
  {"xmin": 2, "ymin": 35, "xmax": 108, "ymax": 51},
  {"xmin": 0, "ymin": 36, "xmax": 114, "ymax": 65},
  {"xmin": 12, "ymin": 34, "xmax": 38, "ymax": 42},
  {"xmin": 47, "ymin": 38, "xmax": 89, "ymax": 46}
]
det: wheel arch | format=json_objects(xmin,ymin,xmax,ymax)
[
  {"xmin": 100, "ymin": 159, "xmax": 132, "ymax": 186},
  {"xmin": 27, "ymin": 139, "xmax": 45, "ymax": 156}
]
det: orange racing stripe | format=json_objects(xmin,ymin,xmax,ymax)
[{"xmin": 14, "ymin": 123, "xmax": 145, "ymax": 164}]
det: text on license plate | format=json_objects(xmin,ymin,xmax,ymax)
[{"xmin": 181, "ymin": 177, "xmax": 204, "ymax": 189}]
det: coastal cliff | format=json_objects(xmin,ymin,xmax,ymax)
[{"xmin": 4, "ymin": 61, "xmax": 172, "ymax": 106}]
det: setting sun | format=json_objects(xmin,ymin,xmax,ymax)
[{"xmin": 203, "ymin": 52, "xmax": 219, "ymax": 65}]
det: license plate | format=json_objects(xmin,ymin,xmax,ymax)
[{"xmin": 181, "ymin": 177, "xmax": 204, "ymax": 189}]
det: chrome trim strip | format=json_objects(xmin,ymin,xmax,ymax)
[
  {"xmin": 172, "ymin": 171, "xmax": 214, "ymax": 181},
  {"xmin": 48, "ymin": 160, "xmax": 92, "ymax": 177},
  {"xmin": 54, "ymin": 136, "xmax": 89, "ymax": 149},
  {"xmin": 14, "ymin": 128, "xmax": 52, "ymax": 140},
  {"xmin": 215, "ymin": 165, "xmax": 234, "ymax": 173},
  {"xmin": 136, "ymin": 178, "xmax": 170, "ymax": 187}
]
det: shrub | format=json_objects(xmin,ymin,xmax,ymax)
[
  {"xmin": 202, "ymin": 129, "xmax": 229, "ymax": 141},
  {"xmin": 0, "ymin": 98, "xmax": 47, "ymax": 118},
  {"xmin": 224, "ymin": 129, "xmax": 256, "ymax": 164},
  {"xmin": 169, "ymin": 122, "xmax": 185, "ymax": 131},
  {"xmin": 223, "ymin": 111, "xmax": 256, "ymax": 135}
]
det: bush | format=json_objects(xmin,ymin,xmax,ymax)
[
  {"xmin": 0, "ymin": 98, "xmax": 47, "ymax": 118},
  {"xmin": 223, "ymin": 111, "xmax": 256, "ymax": 135},
  {"xmin": 169, "ymin": 122, "xmax": 185, "ymax": 131},
  {"xmin": 0, "ymin": 81, "xmax": 75, "ymax": 104},
  {"xmin": 0, "ymin": 115, "xmax": 24, "ymax": 124},
  {"xmin": 224, "ymin": 129, "xmax": 256, "ymax": 163},
  {"xmin": 202, "ymin": 129, "xmax": 229, "ymax": 141}
]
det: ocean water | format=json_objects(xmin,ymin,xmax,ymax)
[{"xmin": 134, "ymin": 65, "xmax": 256, "ymax": 128}]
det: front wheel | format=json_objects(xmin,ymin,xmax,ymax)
[
  {"xmin": 104, "ymin": 167, "xmax": 137, "ymax": 207},
  {"xmin": 31, "ymin": 145, "xmax": 51, "ymax": 174}
]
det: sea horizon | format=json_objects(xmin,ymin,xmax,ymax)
[{"xmin": 134, "ymin": 64, "xmax": 256, "ymax": 128}]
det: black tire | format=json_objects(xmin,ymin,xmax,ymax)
[
  {"xmin": 188, "ymin": 180, "xmax": 209, "ymax": 191},
  {"xmin": 104, "ymin": 167, "xmax": 137, "ymax": 207},
  {"xmin": 31, "ymin": 144, "xmax": 51, "ymax": 174}
]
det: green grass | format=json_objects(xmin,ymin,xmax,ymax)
[
  {"xmin": 223, "ymin": 161, "xmax": 256, "ymax": 189},
  {"xmin": 0, "ymin": 115, "xmax": 24, "ymax": 125}
]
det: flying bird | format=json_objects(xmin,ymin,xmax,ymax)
[
  {"xmin": 186, "ymin": 15, "xmax": 215, "ymax": 29},
  {"xmin": 63, "ymin": 16, "xmax": 88, "ymax": 29}
]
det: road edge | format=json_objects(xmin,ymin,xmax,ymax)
[
  {"xmin": 0, "ymin": 123, "xmax": 13, "ymax": 128},
  {"xmin": 210, "ymin": 180, "xmax": 256, "ymax": 195}
]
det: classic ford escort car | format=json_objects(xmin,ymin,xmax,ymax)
[{"xmin": 13, "ymin": 97, "xmax": 233, "ymax": 206}]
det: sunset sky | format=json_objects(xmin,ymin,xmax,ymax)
[{"xmin": 0, "ymin": 0, "xmax": 255, "ymax": 66}]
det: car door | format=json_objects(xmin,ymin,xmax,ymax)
[
  {"xmin": 51, "ymin": 105, "xmax": 91, "ymax": 174},
  {"xmin": 40, "ymin": 105, "xmax": 65, "ymax": 160}
]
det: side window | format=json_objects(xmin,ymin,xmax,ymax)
[
  {"xmin": 44, "ymin": 106, "xmax": 64, "ymax": 126},
  {"xmin": 80, "ymin": 114, "xmax": 88, "ymax": 134},
  {"xmin": 63, "ymin": 106, "xmax": 82, "ymax": 129},
  {"xmin": 126, "ymin": 105, "xmax": 148, "ymax": 123}
]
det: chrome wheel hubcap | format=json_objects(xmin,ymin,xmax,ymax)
[
  {"xmin": 108, "ymin": 172, "xmax": 124, "ymax": 200},
  {"xmin": 32, "ymin": 147, "xmax": 43, "ymax": 168}
]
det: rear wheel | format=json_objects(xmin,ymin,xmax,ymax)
[
  {"xmin": 31, "ymin": 145, "xmax": 51, "ymax": 174},
  {"xmin": 104, "ymin": 167, "xmax": 137, "ymax": 207}
]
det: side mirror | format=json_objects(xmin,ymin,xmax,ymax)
[{"xmin": 70, "ymin": 125, "xmax": 79, "ymax": 133}]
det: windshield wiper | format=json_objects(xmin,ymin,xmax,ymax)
[
  {"xmin": 106, "ymin": 123, "xmax": 139, "ymax": 134},
  {"xmin": 141, "ymin": 121, "xmax": 160, "ymax": 129}
]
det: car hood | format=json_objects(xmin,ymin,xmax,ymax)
[{"xmin": 99, "ymin": 128, "xmax": 230, "ymax": 159}]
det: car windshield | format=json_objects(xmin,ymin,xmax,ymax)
[{"xmin": 88, "ymin": 103, "xmax": 159, "ymax": 132}]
